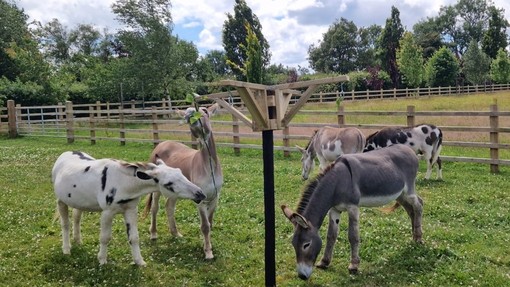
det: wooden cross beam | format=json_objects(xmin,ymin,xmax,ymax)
[{"xmin": 204, "ymin": 75, "xmax": 349, "ymax": 131}]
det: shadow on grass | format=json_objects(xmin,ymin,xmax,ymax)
[{"xmin": 40, "ymin": 244, "xmax": 144, "ymax": 286}]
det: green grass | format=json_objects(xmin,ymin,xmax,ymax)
[{"xmin": 0, "ymin": 135, "xmax": 509, "ymax": 286}]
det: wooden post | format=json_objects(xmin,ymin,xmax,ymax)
[
  {"xmin": 119, "ymin": 107, "xmax": 125, "ymax": 146},
  {"xmin": 283, "ymin": 126, "xmax": 290, "ymax": 157},
  {"xmin": 89, "ymin": 105, "xmax": 96, "ymax": 145},
  {"xmin": 407, "ymin": 105, "xmax": 415, "ymax": 127},
  {"xmin": 152, "ymin": 107, "xmax": 159, "ymax": 147},
  {"xmin": 393, "ymin": 88, "xmax": 396, "ymax": 98},
  {"xmin": 7, "ymin": 100, "xmax": 17, "ymax": 138},
  {"xmin": 337, "ymin": 105, "xmax": 345, "ymax": 126},
  {"xmin": 232, "ymin": 114, "xmax": 240, "ymax": 155},
  {"xmin": 131, "ymin": 100, "xmax": 136, "ymax": 116},
  {"xmin": 96, "ymin": 101, "xmax": 101, "ymax": 119},
  {"xmin": 65, "ymin": 101, "xmax": 74, "ymax": 144},
  {"xmin": 490, "ymin": 102, "xmax": 499, "ymax": 173}
]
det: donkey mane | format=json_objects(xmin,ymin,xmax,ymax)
[
  {"xmin": 305, "ymin": 129, "xmax": 319, "ymax": 150},
  {"xmin": 296, "ymin": 161, "xmax": 336, "ymax": 214}
]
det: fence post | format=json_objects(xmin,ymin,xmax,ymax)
[
  {"xmin": 95, "ymin": 101, "xmax": 101, "ymax": 119},
  {"xmin": 407, "ymin": 105, "xmax": 415, "ymax": 127},
  {"xmin": 89, "ymin": 105, "xmax": 96, "ymax": 145},
  {"xmin": 337, "ymin": 105, "xmax": 345, "ymax": 126},
  {"xmin": 7, "ymin": 100, "xmax": 17, "ymax": 138},
  {"xmin": 119, "ymin": 106, "xmax": 125, "ymax": 146},
  {"xmin": 283, "ymin": 126, "xmax": 291, "ymax": 157},
  {"xmin": 131, "ymin": 100, "xmax": 136, "ymax": 116},
  {"xmin": 232, "ymin": 114, "xmax": 240, "ymax": 155},
  {"xmin": 65, "ymin": 101, "xmax": 74, "ymax": 144},
  {"xmin": 152, "ymin": 107, "xmax": 159, "ymax": 147},
  {"xmin": 489, "ymin": 102, "xmax": 499, "ymax": 173}
]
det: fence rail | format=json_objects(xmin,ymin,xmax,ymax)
[{"xmin": 1, "ymin": 85, "xmax": 510, "ymax": 173}]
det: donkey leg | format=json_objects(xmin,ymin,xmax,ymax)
[
  {"xmin": 198, "ymin": 205, "xmax": 213, "ymax": 259},
  {"xmin": 149, "ymin": 192, "xmax": 160, "ymax": 240},
  {"xmin": 398, "ymin": 196, "xmax": 424, "ymax": 243},
  {"xmin": 436, "ymin": 157, "xmax": 443, "ymax": 180},
  {"xmin": 123, "ymin": 208, "xmax": 146, "ymax": 266},
  {"xmin": 57, "ymin": 200, "xmax": 71, "ymax": 254},
  {"xmin": 347, "ymin": 206, "xmax": 360, "ymax": 274},
  {"xmin": 206, "ymin": 196, "xmax": 219, "ymax": 230},
  {"xmin": 72, "ymin": 209, "xmax": 83, "ymax": 244},
  {"xmin": 98, "ymin": 210, "xmax": 115, "ymax": 265},
  {"xmin": 425, "ymin": 153, "xmax": 433, "ymax": 180},
  {"xmin": 317, "ymin": 210, "xmax": 341, "ymax": 269},
  {"xmin": 165, "ymin": 196, "xmax": 182, "ymax": 237}
]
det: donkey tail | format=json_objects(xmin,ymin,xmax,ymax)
[
  {"xmin": 141, "ymin": 193, "xmax": 154, "ymax": 220},
  {"xmin": 379, "ymin": 202, "xmax": 401, "ymax": 214}
]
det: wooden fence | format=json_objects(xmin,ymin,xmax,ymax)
[{"xmin": 1, "ymin": 84, "xmax": 509, "ymax": 173}]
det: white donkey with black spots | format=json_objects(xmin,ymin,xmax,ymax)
[
  {"xmin": 364, "ymin": 124, "xmax": 443, "ymax": 180},
  {"xmin": 52, "ymin": 151, "xmax": 205, "ymax": 266}
]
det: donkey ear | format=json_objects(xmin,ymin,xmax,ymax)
[
  {"xmin": 207, "ymin": 103, "xmax": 220, "ymax": 116},
  {"xmin": 293, "ymin": 213, "xmax": 310, "ymax": 229},
  {"xmin": 281, "ymin": 205, "xmax": 310, "ymax": 229}
]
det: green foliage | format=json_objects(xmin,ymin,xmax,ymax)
[
  {"xmin": 225, "ymin": 22, "xmax": 264, "ymax": 84},
  {"xmin": 0, "ymin": 77, "xmax": 64, "ymax": 106},
  {"xmin": 412, "ymin": 18, "xmax": 444, "ymax": 59},
  {"xmin": 490, "ymin": 48, "xmax": 510, "ymax": 84},
  {"xmin": 481, "ymin": 6, "xmax": 509, "ymax": 59},
  {"xmin": 345, "ymin": 71, "xmax": 370, "ymax": 91},
  {"xmin": 376, "ymin": 6, "xmax": 404, "ymax": 88},
  {"xmin": 308, "ymin": 20, "xmax": 381, "ymax": 73},
  {"xmin": 308, "ymin": 18, "xmax": 359, "ymax": 73},
  {"xmin": 223, "ymin": 0, "xmax": 270, "ymax": 81},
  {"xmin": 462, "ymin": 40, "xmax": 491, "ymax": 85},
  {"xmin": 425, "ymin": 47, "xmax": 460, "ymax": 87},
  {"xmin": 397, "ymin": 32, "xmax": 425, "ymax": 87}
]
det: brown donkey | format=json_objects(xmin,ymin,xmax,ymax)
[{"xmin": 145, "ymin": 103, "xmax": 222, "ymax": 259}]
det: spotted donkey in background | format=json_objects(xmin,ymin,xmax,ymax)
[{"xmin": 364, "ymin": 124, "xmax": 443, "ymax": 180}]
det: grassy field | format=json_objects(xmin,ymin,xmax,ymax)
[{"xmin": 1, "ymin": 94, "xmax": 509, "ymax": 286}]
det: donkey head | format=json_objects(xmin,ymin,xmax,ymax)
[
  {"xmin": 179, "ymin": 104, "xmax": 219, "ymax": 144},
  {"xmin": 296, "ymin": 146, "xmax": 314, "ymax": 180},
  {"xmin": 141, "ymin": 160, "xmax": 205, "ymax": 203},
  {"xmin": 281, "ymin": 205, "xmax": 322, "ymax": 280}
]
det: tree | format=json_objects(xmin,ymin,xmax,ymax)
[
  {"xmin": 435, "ymin": 0, "xmax": 495, "ymax": 57},
  {"xmin": 112, "ymin": 0, "xmax": 199, "ymax": 100},
  {"xmin": 397, "ymin": 32, "xmax": 425, "ymax": 87},
  {"xmin": 463, "ymin": 40, "xmax": 491, "ymax": 84},
  {"xmin": 412, "ymin": 17, "xmax": 444, "ymax": 59},
  {"xmin": 481, "ymin": 6, "xmax": 509, "ymax": 59},
  {"xmin": 357, "ymin": 25, "xmax": 382, "ymax": 69},
  {"xmin": 222, "ymin": 0, "xmax": 270, "ymax": 81},
  {"xmin": 377, "ymin": 6, "xmax": 404, "ymax": 88},
  {"xmin": 33, "ymin": 19, "xmax": 73, "ymax": 65},
  {"xmin": 425, "ymin": 47, "xmax": 460, "ymax": 87},
  {"xmin": 308, "ymin": 18, "xmax": 358, "ymax": 74},
  {"xmin": 490, "ymin": 48, "xmax": 510, "ymax": 83},
  {"xmin": 0, "ymin": 0, "xmax": 48, "ymax": 82}
]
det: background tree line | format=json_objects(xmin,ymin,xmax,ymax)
[{"xmin": 1, "ymin": 0, "xmax": 509, "ymax": 107}]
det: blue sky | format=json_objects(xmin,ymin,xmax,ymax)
[{"xmin": 16, "ymin": 0, "xmax": 510, "ymax": 68}]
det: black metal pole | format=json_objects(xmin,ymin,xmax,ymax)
[{"xmin": 262, "ymin": 130, "xmax": 276, "ymax": 287}]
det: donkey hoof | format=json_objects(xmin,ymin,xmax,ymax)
[
  {"xmin": 316, "ymin": 260, "xmax": 330, "ymax": 269},
  {"xmin": 205, "ymin": 251, "xmax": 214, "ymax": 260},
  {"xmin": 134, "ymin": 260, "xmax": 147, "ymax": 267},
  {"xmin": 348, "ymin": 265, "xmax": 359, "ymax": 274}
]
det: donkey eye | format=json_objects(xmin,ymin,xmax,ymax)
[
  {"xmin": 303, "ymin": 242, "xmax": 311, "ymax": 250},
  {"xmin": 164, "ymin": 182, "xmax": 174, "ymax": 192}
]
